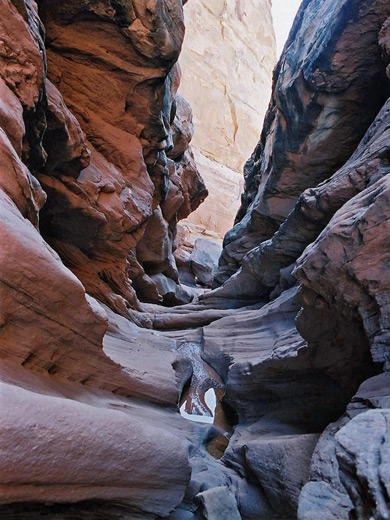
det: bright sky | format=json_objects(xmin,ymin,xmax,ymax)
[{"xmin": 272, "ymin": 0, "xmax": 302, "ymax": 57}]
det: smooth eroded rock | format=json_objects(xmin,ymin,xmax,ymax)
[{"xmin": 215, "ymin": 0, "xmax": 390, "ymax": 285}]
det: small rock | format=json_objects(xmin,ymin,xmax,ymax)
[
  {"xmin": 150, "ymin": 273, "xmax": 193, "ymax": 306},
  {"xmin": 196, "ymin": 486, "xmax": 241, "ymax": 520}
]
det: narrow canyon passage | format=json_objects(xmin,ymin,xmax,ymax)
[{"xmin": 2, "ymin": 0, "xmax": 390, "ymax": 519}]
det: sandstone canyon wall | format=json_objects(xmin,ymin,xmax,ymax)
[
  {"xmin": 38, "ymin": 0, "xmax": 208, "ymax": 310},
  {"xmin": 0, "ymin": 0, "xmax": 199, "ymax": 517},
  {"xmin": 2, "ymin": 1, "xmax": 390, "ymax": 520},
  {"xmin": 178, "ymin": 0, "xmax": 276, "ymax": 238}
]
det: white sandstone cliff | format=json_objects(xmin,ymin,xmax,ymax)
[{"xmin": 179, "ymin": 0, "xmax": 276, "ymax": 237}]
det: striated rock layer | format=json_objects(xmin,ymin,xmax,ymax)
[{"xmin": 0, "ymin": 0, "xmax": 195, "ymax": 517}]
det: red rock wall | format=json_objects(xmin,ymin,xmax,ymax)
[
  {"xmin": 26, "ymin": 0, "xmax": 207, "ymax": 314},
  {"xmin": 0, "ymin": 1, "xmax": 198, "ymax": 515}
]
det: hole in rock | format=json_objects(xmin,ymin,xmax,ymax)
[{"xmin": 178, "ymin": 342, "xmax": 233, "ymax": 457}]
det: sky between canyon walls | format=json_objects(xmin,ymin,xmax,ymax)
[{"xmin": 272, "ymin": 0, "xmax": 303, "ymax": 56}]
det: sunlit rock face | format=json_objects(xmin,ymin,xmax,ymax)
[
  {"xmin": 183, "ymin": 148, "xmax": 244, "ymax": 238},
  {"xmin": 179, "ymin": 0, "xmax": 276, "ymax": 239},
  {"xmin": 180, "ymin": 0, "xmax": 275, "ymax": 171}
]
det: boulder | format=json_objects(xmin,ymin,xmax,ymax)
[
  {"xmin": 150, "ymin": 273, "xmax": 193, "ymax": 306},
  {"xmin": 298, "ymin": 374, "xmax": 390, "ymax": 520},
  {"xmin": 190, "ymin": 238, "xmax": 222, "ymax": 287}
]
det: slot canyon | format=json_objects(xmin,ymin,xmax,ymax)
[{"xmin": 1, "ymin": 0, "xmax": 390, "ymax": 519}]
